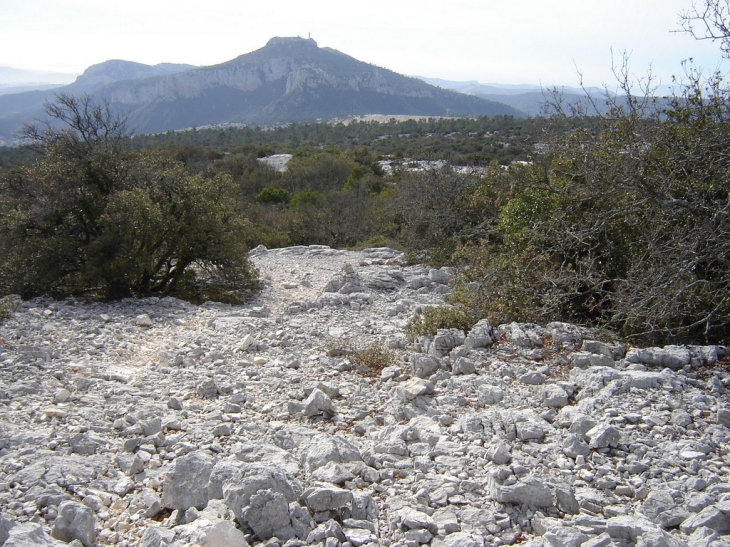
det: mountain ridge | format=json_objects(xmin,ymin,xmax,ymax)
[{"xmin": 0, "ymin": 38, "xmax": 524, "ymax": 143}]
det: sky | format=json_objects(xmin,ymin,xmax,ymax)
[{"xmin": 1, "ymin": 0, "xmax": 728, "ymax": 89}]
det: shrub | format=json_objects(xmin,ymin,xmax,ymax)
[
  {"xmin": 255, "ymin": 186, "xmax": 289, "ymax": 204},
  {"xmin": 325, "ymin": 338, "xmax": 397, "ymax": 377},
  {"xmin": 351, "ymin": 342, "xmax": 395, "ymax": 377},
  {"xmin": 453, "ymin": 68, "xmax": 730, "ymax": 344},
  {"xmin": 0, "ymin": 296, "xmax": 13, "ymax": 325},
  {"xmin": 406, "ymin": 302, "xmax": 481, "ymax": 340},
  {"xmin": 0, "ymin": 94, "xmax": 258, "ymax": 301},
  {"xmin": 289, "ymin": 190, "xmax": 325, "ymax": 209}
]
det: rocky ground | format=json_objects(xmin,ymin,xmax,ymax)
[{"xmin": 0, "ymin": 245, "xmax": 729, "ymax": 547}]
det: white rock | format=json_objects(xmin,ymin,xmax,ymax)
[{"xmin": 135, "ymin": 314, "xmax": 153, "ymax": 327}]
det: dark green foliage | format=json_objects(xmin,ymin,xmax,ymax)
[
  {"xmin": 0, "ymin": 296, "xmax": 13, "ymax": 325},
  {"xmin": 0, "ymin": 94, "xmax": 258, "ymax": 302},
  {"xmin": 0, "ymin": 145, "xmax": 41, "ymax": 168},
  {"xmin": 255, "ymin": 186, "xmax": 289, "ymax": 204},
  {"xmin": 128, "ymin": 116, "xmax": 543, "ymax": 165},
  {"xmin": 451, "ymin": 71, "xmax": 730, "ymax": 344},
  {"xmin": 382, "ymin": 167, "xmax": 483, "ymax": 264},
  {"xmin": 289, "ymin": 190, "xmax": 325, "ymax": 209}
]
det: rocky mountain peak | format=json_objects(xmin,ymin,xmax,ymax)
[
  {"xmin": 70, "ymin": 59, "xmax": 196, "ymax": 93},
  {"xmin": 265, "ymin": 36, "xmax": 319, "ymax": 50}
]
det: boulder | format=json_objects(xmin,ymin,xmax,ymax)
[
  {"xmin": 477, "ymin": 384, "xmax": 503, "ymax": 405},
  {"xmin": 625, "ymin": 346, "xmax": 691, "ymax": 370},
  {"xmin": 51, "ymin": 500, "xmax": 96, "ymax": 547},
  {"xmin": 586, "ymin": 423, "xmax": 621, "ymax": 449},
  {"xmin": 411, "ymin": 353, "xmax": 441, "ymax": 379},
  {"xmin": 396, "ymin": 378, "xmax": 435, "ymax": 403},
  {"xmin": 464, "ymin": 319, "xmax": 495, "ymax": 349},
  {"xmin": 204, "ymin": 521, "xmax": 251, "ymax": 547},
  {"xmin": 489, "ymin": 476, "xmax": 554, "ymax": 508},
  {"xmin": 301, "ymin": 434, "xmax": 362, "ymax": 474},
  {"xmin": 301, "ymin": 486, "xmax": 354, "ymax": 512},
  {"xmin": 4, "ymin": 523, "xmax": 61, "ymax": 547},
  {"xmin": 162, "ymin": 451, "xmax": 215, "ymax": 510}
]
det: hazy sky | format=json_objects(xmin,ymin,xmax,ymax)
[{"xmin": 1, "ymin": 0, "xmax": 727, "ymax": 87}]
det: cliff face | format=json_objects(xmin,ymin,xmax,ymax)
[{"xmin": 107, "ymin": 38, "xmax": 451, "ymax": 105}]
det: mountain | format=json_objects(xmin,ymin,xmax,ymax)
[
  {"xmin": 71, "ymin": 60, "xmax": 198, "ymax": 93},
  {"xmin": 96, "ymin": 37, "xmax": 524, "ymax": 134},
  {"xmin": 418, "ymin": 77, "xmax": 545, "ymax": 97},
  {"xmin": 0, "ymin": 38, "xmax": 523, "ymax": 143},
  {"xmin": 0, "ymin": 61, "xmax": 196, "ymax": 144}
]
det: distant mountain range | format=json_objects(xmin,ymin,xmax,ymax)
[
  {"xmin": 0, "ymin": 38, "xmax": 525, "ymax": 144},
  {"xmin": 415, "ymin": 77, "xmax": 613, "ymax": 116},
  {"xmin": 0, "ymin": 67, "xmax": 78, "ymax": 96}
]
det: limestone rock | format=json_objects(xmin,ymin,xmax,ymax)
[
  {"xmin": 301, "ymin": 486, "xmax": 354, "ymax": 512},
  {"xmin": 464, "ymin": 319, "xmax": 495, "ymax": 349},
  {"xmin": 411, "ymin": 353, "xmax": 441, "ymax": 379},
  {"xmin": 3, "ymin": 246, "xmax": 730, "ymax": 546},
  {"xmin": 586, "ymin": 423, "xmax": 621, "ymax": 449},
  {"xmin": 396, "ymin": 378, "xmax": 435, "ymax": 402},
  {"xmin": 477, "ymin": 384, "xmax": 504, "ymax": 405},
  {"xmin": 50, "ymin": 502, "xmax": 95, "ymax": 546},
  {"xmin": 135, "ymin": 314, "xmax": 153, "ymax": 327},
  {"xmin": 625, "ymin": 345, "xmax": 691, "ymax": 370},
  {"xmin": 488, "ymin": 476, "xmax": 554, "ymax": 508},
  {"xmin": 204, "ymin": 521, "xmax": 251, "ymax": 547},
  {"xmin": 162, "ymin": 451, "xmax": 215, "ymax": 510},
  {"xmin": 288, "ymin": 387, "xmax": 336, "ymax": 417},
  {"xmin": 4, "ymin": 523, "xmax": 62, "ymax": 547}
]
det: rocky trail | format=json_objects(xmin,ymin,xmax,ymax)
[{"xmin": 0, "ymin": 245, "xmax": 729, "ymax": 547}]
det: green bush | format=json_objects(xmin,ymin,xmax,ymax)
[
  {"xmin": 326, "ymin": 338, "xmax": 397, "ymax": 377},
  {"xmin": 0, "ymin": 94, "xmax": 258, "ymax": 301},
  {"xmin": 255, "ymin": 186, "xmax": 289, "ymax": 204},
  {"xmin": 351, "ymin": 342, "xmax": 395, "ymax": 377},
  {"xmin": 406, "ymin": 302, "xmax": 481, "ymax": 340},
  {"xmin": 0, "ymin": 296, "xmax": 13, "ymax": 325},
  {"xmin": 453, "ymin": 69, "xmax": 730, "ymax": 344}
]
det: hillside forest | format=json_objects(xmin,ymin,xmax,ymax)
[{"xmin": 1, "ymin": 6, "xmax": 729, "ymax": 347}]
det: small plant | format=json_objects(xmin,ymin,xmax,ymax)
[
  {"xmin": 406, "ymin": 304, "xmax": 480, "ymax": 341},
  {"xmin": 325, "ymin": 338, "xmax": 396, "ymax": 377},
  {"xmin": 352, "ymin": 342, "xmax": 394, "ymax": 377}
]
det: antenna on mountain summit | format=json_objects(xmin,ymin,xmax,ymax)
[{"xmin": 308, "ymin": 32, "xmax": 311, "ymax": 39}]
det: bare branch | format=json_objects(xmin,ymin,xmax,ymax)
[{"xmin": 678, "ymin": 0, "xmax": 730, "ymax": 57}]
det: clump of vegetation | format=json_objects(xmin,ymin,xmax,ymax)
[
  {"xmin": 325, "ymin": 337, "xmax": 397, "ymax": 377},
  {"xmin": 406, "ymin": 302, "xmax": 481, "ymax": 340},
  {"xmin": 0, "ymin": 296, "xmax": 14, "ymax": 325},
  {"xmin": 351, "ymin": 342, "xmax": 395, "ymax": 377},
  {"xmin": 255, "ymin": 186, "xmax": 289, "ymax": 204},
  {"xmin": 0, "ymin": 94, "xmax": 258, "ymax": 302},
  {"xmin": 448, "ymin": 62, "xmax": 730, "ymax": 344}
]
